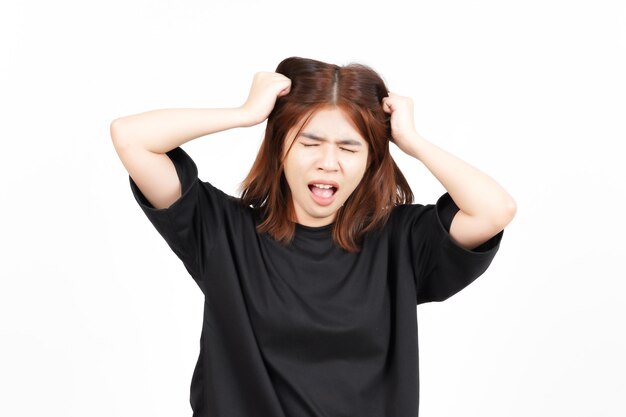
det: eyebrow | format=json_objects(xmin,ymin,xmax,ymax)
[{"xmin": 300, "ymin": 132, "xmax": 363, "ymax": 146}]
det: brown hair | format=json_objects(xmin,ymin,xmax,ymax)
[{"xmin": 238, "ymin": 56, "xmax": 414, "ymax": 252}]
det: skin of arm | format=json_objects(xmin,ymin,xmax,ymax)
[
  {"xmin": 110, "ymin": 108, "xmax": 252, "ymax": 153},
  {"xmin": 382, "ymin": 93, "xmax": 517, "ymax": 251},
  {"xmin": 110, "ymin": 72, "xmax": 292, "ymax": 152}
]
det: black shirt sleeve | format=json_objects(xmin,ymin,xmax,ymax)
[
  {"xmin": 407, "ymin": 192, "xmax": 504, "ymax": 304},
  {"xmin": 128, "ymin": 146, "xmax": 227, "ymax": 286}
]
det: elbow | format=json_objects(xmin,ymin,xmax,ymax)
[
  {"xmin": 485, "ymin": 197, "xmax": 517, "ymax": 230},
  {"xmin": 505, "ymin": 198, "xmax": 517, "ymax": 220},
  {"xmin": 110, "ymin": 118, "xmax": 129, "ymax": 150},
  {"xmin": 497, "ymin": 198, "xmax": 517, "ymax": 228}
]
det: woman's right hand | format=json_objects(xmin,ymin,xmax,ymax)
[{"xmin": 239, "ymin": 72, "xmax": 292, "ymax": 127}]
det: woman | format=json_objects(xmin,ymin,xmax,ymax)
[{"xmin": 111, "ymin": 57, "xmax": 515, "ymax": 417}]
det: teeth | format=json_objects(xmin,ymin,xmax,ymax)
[{"xmin": 312, "ymin": 183, "xmax": 334, "ymax": 189}]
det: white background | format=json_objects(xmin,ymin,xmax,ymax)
[{"xmin": 1, "ymin": 0, "xmax": 625, "ymax": 416}]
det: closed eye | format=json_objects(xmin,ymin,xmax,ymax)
[{"xmin": 301, "ymin": 142, "xmax": 357, "ymax": 153}]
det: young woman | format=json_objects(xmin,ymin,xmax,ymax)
[{"xmin": 111, "ymin": 57, "xmax": 515, "ymax": 417}]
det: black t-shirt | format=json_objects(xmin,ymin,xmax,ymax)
[{"xmin": 129, "ymin": 146, "xmax": 504, "ymax": 417}]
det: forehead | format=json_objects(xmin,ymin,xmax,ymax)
[
  {"xmin": 287, "ymin": 106, "xmax": 366, "ymax": 144},
  {"xmin": 304, "ymin": 107, "xmax": 364, "ymax": 138}
]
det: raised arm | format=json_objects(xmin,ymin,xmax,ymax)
[
  {"xmin": 382, "ymin": 92, "xmax": 516, "ymax": 250},
  {"xmin": 110, "ymin": 72, "xmax": 291, "ymax": 210}
]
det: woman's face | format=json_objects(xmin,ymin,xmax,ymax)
[{"xmin": 282, "ymin": 106, "xmax": 369, "ymax": 227}]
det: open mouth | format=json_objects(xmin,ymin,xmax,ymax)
[
  {"xmin": 307, "ymin": 182, "xmax": 339, "ymax": 206},
  {"xmin": 308, "ymin": 183, "xmax": 338, "ymax": 199}
]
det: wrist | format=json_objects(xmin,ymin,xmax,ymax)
[
  {"xmin": 403, "ymin": 132, "xmax": 428, "ymax": 159},
  {"xmin": 231, "ymin": 107, "xmax": 257, "ymax": 128}
]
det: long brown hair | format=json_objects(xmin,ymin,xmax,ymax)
[{"xmin": 238, "ymin": 56, "xmax": 414, "ymax": 252}]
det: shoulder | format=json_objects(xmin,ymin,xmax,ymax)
[
  {"xmin": 388, "ymin": 201, "xmax": 431, "ymax": 229},
  {"xmin": 198, "ymin": 180, "xmax": 257, "ymax": 223}
]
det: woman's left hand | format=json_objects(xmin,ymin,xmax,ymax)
[{"xmin": 382, "ymin": 92, "xmax": 424, "ymax": 156}]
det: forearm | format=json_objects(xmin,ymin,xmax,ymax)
[
  {"xmin": 406, "ymin": 133, "xmax": 516, "ymax": 225},
  {"xmin": 110, "ymin": 107, "xmax": 251, "ymax": 154}
]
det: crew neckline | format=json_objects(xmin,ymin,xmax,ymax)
[{"xmin": 294, "ymin": 222, "xmax": 334, "ymax": 233}]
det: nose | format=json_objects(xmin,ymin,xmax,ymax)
[{"xmin": 317, "ymin": 144, "xmax": 340, "ymax": 171}]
